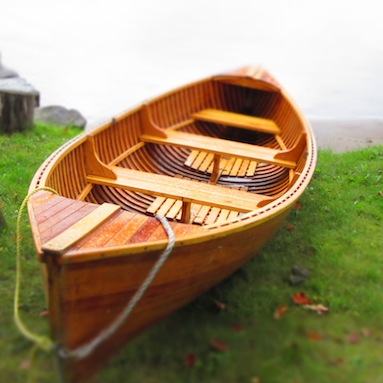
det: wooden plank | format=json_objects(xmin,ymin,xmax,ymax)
[
  {"xmin": 215, "ymin": 209, "xmax": 230, "ymax": 224},
  {"xmin": 141, "ymin": 131, "xmax": 298, "ymax": 169},
  {"xmin": 238, "ymin": 159, "xmax": 250, "ymax": 177},
  {"xmin": 184, "ymin": 150, "xmax": 199, "ymax": 167},
  {"xmin": 42, "ymin": 203, "xmax": 120, "ymax": 253},
  {"xmin": 205, "ymin": 207, "xmax": 221, "ymax": 225},
  {"xmin": 192, "ymin": 109, "xmax": 281, "ymax": 135},
  {"xmin": 147, "ymin": 196, "xmax": 166, "ymax": 214},
  {"xmin": 157, "ymin": 198, "xmax": 176, "ymax": 216},
  {"xmin": 193, "ymin": 151, "xmax": 208, "ymax": 169},
  {"xmin": 246, "ymin": 161, "xmax": 258, "ymax": 176},
  {"xmin": 166, "ymin": 200, "xmax": 183, "ymax": 219},
  {"xmin": 199, "ymin": 152, "xmax": 214, "ymax": 172},
  {"xmin": 230, "ymin": 158, "xmax": 243, "ymax": 176},
  {"xmin": 193, "ymin": 205, "xmax": 210, "ymax": 225},
  {"xmin": 227, "ymin": 211, "xmax": 239, "ymax": 220},
  {"xmin": 222, "ymin": 157, "xmax": 236, "ymax": 175},
  {"xmin": 104, "ymin": 214, "xmax": 147, "ymax": 246},
  {"xmin": 87, "ymin": 167, "xmax": 271, "ymax": 212}
]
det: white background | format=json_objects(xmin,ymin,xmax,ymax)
[{"xmin": 1, "ymin": 0, "xmax": 382, "ymax": 125}]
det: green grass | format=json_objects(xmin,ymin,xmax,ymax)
[{"xmin": 0, "ymin": 125, "xmax": 383, "ymax": 383}]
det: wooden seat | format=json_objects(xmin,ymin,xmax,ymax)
[
  {"xmin": 87, "ymin": 167, "xmax": 271, "ymax": 215},
  {"xmin": 83, "ymin": 136, "xmax": 284, "ymax": 223},
  {"xmin": 193, "ymin": 109, "xmax": 281, "ymax": 135},
  {"xmin": 141, "ymin": 130, "xmax": 306, "ymax": 170}
]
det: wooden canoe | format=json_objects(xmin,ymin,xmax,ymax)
[{"xmin": 27, "ymin": 66, "xmax": 316, "ymax": 382}]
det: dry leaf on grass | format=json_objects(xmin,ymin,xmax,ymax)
[
  {"xmin": 231, "ymin": 323, "xmax": 245, "ymax": 332},
  {"xmin": 294, "ymin": 201, "xmax": 303, "ymax": 210},
  {"xmin": 184, "ymin": 353, "xmax": 198, "ymax": 368},
  {"xmin": 347, "ymin": 332, "xmax": 361, "ymax": 344},
  {"xmin": 210, "ymin": 338, "xmax": 229, "ymax": 352},
  {"xmin": 274, "ymin": 304, "xmax": 288, "ymax": 320},
  {"xmin": 286, "ymin": 223, "xmax": 296, "ymax": 232},
  {"xmin": 19, "ymin": 359, "xmax": 31, "ymax": 370},
  {"xmin": 306, "ymin": 330, "xmax": 323, "ymax": 341},
  {"xmin": 39, "ymin": 309, "xmax": 49, "ymax": 317},
  {"xmin": 292, "ymin": 292, "xmax": 312, "ymax": 305}
]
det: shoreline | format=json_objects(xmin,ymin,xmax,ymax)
[{"xmin": 310, "ymin": 118, "xmax": 383, "ymax": 152}]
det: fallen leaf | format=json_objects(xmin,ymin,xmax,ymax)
[
  {"xmin": 19, "ymin": 359, "xmax": 31, "ymax": 370},
  {"xmin": 292, "ymin": 292, "xmax": 312, "ymax": 305},
  {"xmin": 210, "ymin": 338, "xmax": 229, "ymax": 352},
  {"xmin": 286, "ymin": 223, "xmax": 295, "ymax": 232},
  {"xmin": 274, "ymin": 304, "xmax": 288, "ymax": 319},
  {"xmin": 184, "ymin": 353, "xmax": 198, "ymax": 368},
  {"xmin": 378, "ymin": 191, "xmax": 383, "ymax": 197},
  {"xmin": 361, "ymin": 328, "xmax": 371, "ymax": 337},
  {"xmin": 39, "ymin": 309, "xmax": 49, "ymax": 317},
  {"xmin": 329, "ymin": 357, "xmax": 344, "ymax": 366},
  {"xmin": 213, "ymin": 300, "xmax": 227, "ymax": 311},
  {"xmin": 251, "ymin": 377, "xmax": 261, "ymax": 383},
  {"xmin": 306, "ymin": 330, "xmax": 323, "ymax": 341},
  {"xmin": 231, "ymin": 323, "xmax": 245, "ymax": 332},
  {"xmin": 303, "ymin": 304, "xmax": 329, "ymax": 315},
  {"xmin": 347, "ymin": 332, "xmax": 360, "ymax": 344},
  {"xmin": 294, "ymin": 201, "xmax": 303, "ymax": 210}
]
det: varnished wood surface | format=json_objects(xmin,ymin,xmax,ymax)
[
  {"xmin": 27, "ymin": 66, "xmax": 317, "ymax": 382},
  {"xmin": 30, "ymin": 191, "xmax": 203, "ymax": 257},
  {"xmin": 87, "ymin": 167, "xmax": 273, "ymax": 212},
  {"xmin": 43, "ymin": 203, "xmax": 120, "ymax": 253},
  {"xmin": 141, "ymin": 130, "xmax": 299, "ymax": 169},
  {"xmin": 193, "ymin": 108, "xmax": 281, "ymax": 135}
]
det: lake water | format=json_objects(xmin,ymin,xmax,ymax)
[{"xmin": 2, "ymin": 0, "xmax": 382, "ymax": 125}]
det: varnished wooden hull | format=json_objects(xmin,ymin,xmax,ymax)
[
  {"xmin": 51, "ymin": 208, "xmax": 289, "ymax": 382},
  {"xmin": 27, "ymin": 66, "xmax": 316, "ymax": 382}
]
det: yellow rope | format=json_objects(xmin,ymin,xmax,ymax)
[{"xmin": 14, "ymin": 187, "xmax": 58, "ymax": 352}]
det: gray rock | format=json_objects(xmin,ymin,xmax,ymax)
[
  {"xmin": 288, "ymin": 265, "xmax": 310, "ymax": 286},
  {"xmin": 0, "ymin": 54, "xmax": 18, "ymax": 79},
  {"xmin": 34, "ymin": 105, "xmax": 86, "ymax": 129}
]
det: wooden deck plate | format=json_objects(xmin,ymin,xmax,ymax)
[{"xmin": 42, "ymin": 203, "xmax": 120, "ymax": 253}]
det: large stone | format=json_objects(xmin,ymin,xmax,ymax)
[{"xmin": 34, "ymin": 105, "xmax": 86, "ymax": 129}]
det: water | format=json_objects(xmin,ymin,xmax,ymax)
[{"xmin": 2, "ymin": 0, "xmax": 382, "ymax": 125}]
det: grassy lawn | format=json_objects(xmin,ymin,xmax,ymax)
[{"xmin": 0, "ymin": 125, "xmax": 382, "ymax": 383}]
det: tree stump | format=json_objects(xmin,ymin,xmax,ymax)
[
  {"xmin": 0, "ymin": 209, "xmax": 5, "ymax": 229},
  {"xmin": 0, "ymin": 78, "xmax": 39, "ymax": 133}
]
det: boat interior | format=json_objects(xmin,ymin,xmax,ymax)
[{"xmin": 36, "ymin": 72, "xmax": 308, "ymax": 236}]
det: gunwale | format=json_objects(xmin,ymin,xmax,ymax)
[{"xmin": 28, "ymin": 69, "xmax": 317, "ymax": 264}]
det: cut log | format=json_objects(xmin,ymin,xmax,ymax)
[
  {"xmin": 0, "ymin": 77, "xmax": 39, "ymax": 133},
  {"xmin": 0, "ymin": 205, "xmax": 5, "ymax": 229}
]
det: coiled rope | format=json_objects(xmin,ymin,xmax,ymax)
[{"xmin": 15, "ymin": 187, "xmax": 176, "ymax": 360}]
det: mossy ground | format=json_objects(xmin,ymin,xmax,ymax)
[{"xmin": 0, "ymin": 125, "xmax": 382, "ymax": 382}]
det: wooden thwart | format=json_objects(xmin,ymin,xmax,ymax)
[
  {"xmin": 84, "ymin": 136, "xmax": 276, "ymax": 223},
  {"xmin": 42, "ymin": 203, "xmax": 120, "ymax": 253},
  {"xmin": 193, "ymin": 109, "xmax": 281, "ymax": 135},
  {"xmin": 87, "ymin": 167, "xmax": 271, "ymax": 213},
  {"xmin": 142, "ymin": 130, "xmax": 305, "ymax": 169}
]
